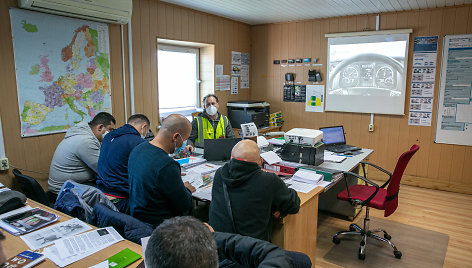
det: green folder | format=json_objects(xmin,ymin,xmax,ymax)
[
  {"xmin": 298, "ymin": 166, "xmax": 343, "ymax": 182},
  {"xmin": 106, "ymin": 248, "xmax": 142, "ymax": 268}
]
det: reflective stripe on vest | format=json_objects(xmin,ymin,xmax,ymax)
[{"xmin": 196, "ymin": 115, "xmax": 228, "ymax": 147}]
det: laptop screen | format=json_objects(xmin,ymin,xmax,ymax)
[{"xmin": 320, "ymin": 126, "xmax": 346, "ymax": 145}]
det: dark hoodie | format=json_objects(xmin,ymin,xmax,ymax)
[
  {"xmin": 209, "ymin": 159, "xmax": 300, "ymax": 241},
  {"xmin": 96, "ymin": 124, "xmax": 145, "ymax": 198}
]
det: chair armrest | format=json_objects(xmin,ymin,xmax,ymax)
[
  {"xmin": 343, "ymin": 171, "xmax": 380, "ymax": 207},
  {"xmin": 360, "ymin": 161, "xmax": 392, "ymax": 188}
]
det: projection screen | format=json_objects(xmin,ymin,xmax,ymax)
[{"xmin": 325, "ymin": 30, "xmax": 411, "ymax": 115}]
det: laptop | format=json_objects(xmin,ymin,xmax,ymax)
[
  {"xmin": 203, "ymin": 138, "xmax": 242, "ymax": 161},
  {"xmin": 319, "ymin": 126, "xmax": 361, "ymax": 153}
]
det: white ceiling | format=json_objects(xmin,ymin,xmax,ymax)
[{"xmin": 161, "ymin": 0, "xmax": 472, "ymax": 25}]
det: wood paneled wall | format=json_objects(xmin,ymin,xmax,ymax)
[
  {"xmin": 130, "ymin": 0, "xmax": 251, "ymax": 127},
  {"xmin": 251, "ymin": 5, "xmax": 472, "ymax": 194},
  {"xmin": 0, "ymin": 0, "xmax": 250, "ymax": 189}
]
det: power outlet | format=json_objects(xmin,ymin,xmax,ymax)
[
  {"xmin": 0, "ymin": 158, "xmax": 9, "ymax": 170},
  {"xmin": 368, "ymin": 124, "xmax": 374, "ymax": 132}
]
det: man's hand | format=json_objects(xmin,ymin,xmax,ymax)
[
  {"xmin": 273, "ymin": 211, "xmax": 281, "ymax": 219},
  {"xmin": 184, "ymin": 145, "xmax": 194, "ymax": 153},
  {"xmin": 184, "ymin": 182, "xmax": 196, "ymax": 193},
  {"xmin": 204, "ymin": 223, "xmax": 215, "ymax": 233}
]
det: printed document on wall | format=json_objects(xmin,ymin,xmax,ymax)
[
  {"xmin": 231, "ymin": 76, "xmax": 239, "ymax": 94},
  {"xmin": 305, "ymin": 85, "xmax": 324, "ymax": 112},
  {"xmin": 408, "ymin": 36, "xmax": 438, "ymax": 126},
  {"xmin": 435, "ymin": 34, "xmax": 472, "ymax": 146}
]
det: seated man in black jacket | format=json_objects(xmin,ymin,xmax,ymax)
[
  {"xmin": 209, "ymin": 140, "xmax": 301, "ymax": 241},
  {"xmin": 145, "ymin": 216, "xmax": 293, "ymax": 268}
]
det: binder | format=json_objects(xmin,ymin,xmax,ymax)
[
  {"xmin": 298, "ymin": 166, "xmax": 343, "ymax": 182},
  {"xmin": 263, "ymin": 162, "xmax": 297, "ymax": 174}
]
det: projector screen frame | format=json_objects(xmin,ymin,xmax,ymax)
[{"xmin": 325, "ymin": 29, "xmax": 412, "ymax": 115}]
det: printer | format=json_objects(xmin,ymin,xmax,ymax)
[
  {"xmin": 227, "ymin": 101, "xmax": 270, "ymax": 128},
  {"xmin": 280, "ymin": 128, "xmax": 325, "ymax": 165}
]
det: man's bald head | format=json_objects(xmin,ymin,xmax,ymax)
[
  {"xmin": 161, "ymin": 114, "xmax": 191, "ymax": 138},
  {"xmin": 231, "ymin": 140, "xmax": 261, "ymax": 163}
]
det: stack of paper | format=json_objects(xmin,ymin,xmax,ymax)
[
  {"xmin": 292, "ymin": 169, "xmax": 323, "ymax": 184},
  {"xmin": 260, "ymin": 151, "xmax": 282, "ymax": 165},
  {"xmin": 176, "ymin": 157, "xmax": 207, "ymax": 168},
  {"xmin": 186, "ymin": 163, "xmax": 221, "ymax": 175},
  {"xmin": 324, "ymin": 151, "xmax": 347, "ymax": 163},
  {"xmin": 268, "ymin": 138, "xmax": 286, "ymax": 146}
]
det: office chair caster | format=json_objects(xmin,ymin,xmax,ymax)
[
  {"xmin": 333, "ymin": 236, "xmax": 341, "ymax": 244},
  {"xmin": 358, "ymin": 248, "xmax": 365, "ymax": 260},
  {"xmin": 394, "ymin": 250, "xmax": 402, "ymax": 259},
  {"xmin": 384, "ymin": 233, "xmax": 392, "ymax": 240}
]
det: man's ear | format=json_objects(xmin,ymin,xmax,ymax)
[{"xmin": 96, "ymin": 124, "xmax": 105, "ymax": 132}]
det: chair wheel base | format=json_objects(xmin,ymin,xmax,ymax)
[
  {"xmin": 349, "ymin": 224, "xmax": 357, "ymax": 231},
  {"xmin": 358, "ymin": 248, "xmax": 365, "ymax": 260},
  {"xmin": 384, "ymin": 233, "xmax": 392, "ymax": 240},
  {"xmin": 394, "ymin": 250, "xmax": 402, "ymax": 259},
  {"xmin": 333, "ymin": 236, "xmax": 341, "ymax": 244}
]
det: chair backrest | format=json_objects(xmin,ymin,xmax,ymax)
[
  {"xmin": 12, "ymin": 169, "xmax": 50, "ymax": 206},
  {"xmin": 384, "ymin": 144, "xmax": 419, "ymax": 217}
]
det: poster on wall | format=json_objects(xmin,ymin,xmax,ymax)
[
  {"xmin": 305, "ymin": 85, "xmax": 324, "ymax": 112},
  {"xmin": 216, "ymin": 75, "xmax": 230, "ymax": 91},
  {"xmin": 231, "ymin": 76, "xmax": 239, "ymax": 95},
  {"xmin": 408, "ymin": 36, "xmax": 438, "ymax": 126},
  {"xmin": 9, "ymin": 8, "xmax": 112, "ymax": 137},
  {"xmin": 435, "ymin": 34, "xmax": 472, "ymax": 146}
]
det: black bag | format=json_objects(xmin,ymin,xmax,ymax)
[{"xmin": 0, "ymin": 189, "xmax": 27, "ymax": 214}]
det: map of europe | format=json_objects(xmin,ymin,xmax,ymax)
[{"xmin": 10, "ymin": 8, "xmax": 112, "ymax": 137}]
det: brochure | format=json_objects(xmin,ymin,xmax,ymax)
[{"xmin": 1, "ymin": 207, "xmax": 59, "ymax": 234}]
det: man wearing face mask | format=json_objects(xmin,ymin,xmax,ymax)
[
  {"xmin": 128, "ymin": 114, "xmax": 196, "ymax": 226},
  {"xmin": 188, "ymin": 94, "xmax": 235, "ymax": 148},
  {"xmin": 48, "ymin": 112, "xmax": 116, "ymax": 202},
  {"xmin": 96, "ymin": 114, "xmax": 150, "ymax": 213}
]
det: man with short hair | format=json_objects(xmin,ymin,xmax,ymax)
[
  {"xmin": 209, "ymin": 140, "xmax": 300, "ymax": 241},
  {"xmin": 48, "ymin": 112, "xmax": 116, "ymax": 197},
  {"xmin": 96, "ymin": 114, "xmax": 150, "ymax": 213},
  {"xmin": 128, "ymin": 114, "xmax": 196, "ymax": 226},
  {"xmin": 188, "ymin": 94, "xmax": 235, "ymax": 148},
  {"xmin": 145, "ymin": 216, "xmax": 294, "ymax": 268}
]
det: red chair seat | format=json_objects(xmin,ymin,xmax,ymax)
[{"xmin": 337, "ymin": 185, "xmax": 387, "ymax": 210}]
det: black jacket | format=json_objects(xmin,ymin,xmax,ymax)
[
  {"xmin": 209, "ymin": 159, "xmax": 300, "ymax": 241},
  {"xmin": 214, "ymin": 232, "xmax": 294, "ymax": 268}
]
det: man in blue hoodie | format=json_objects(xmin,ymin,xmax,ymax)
[{"xmin": 96, "ymin": 114, "xmax": 150, "ymax": 213}]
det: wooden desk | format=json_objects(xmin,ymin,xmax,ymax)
[
  {"xmin": 233, "ymin": 126, "xmax": 282, "ymax": 138},
  {"xmin": 3, "ymin": 200, "xmax": 143, "ymax": 267}
]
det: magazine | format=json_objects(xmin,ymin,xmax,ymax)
[{"xmin": 1, "ymin": 207, "xmax": 59, "ymax": 234}]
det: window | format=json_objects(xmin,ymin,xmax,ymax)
[{"xmin": 158, "ymin": 45, "xmax": 200, "ymax": 119}]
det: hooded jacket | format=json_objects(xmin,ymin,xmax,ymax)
[
  {"xmin": 209, "ymin": 159, "xmax": 300, "ymax": 241},
  {"xmin": 48, "ymin": 121, "xmax": 100, "ymax": 194},
  {"xmin": 96, "ymin": 124, "xmax": 145, "ymax": 198}
]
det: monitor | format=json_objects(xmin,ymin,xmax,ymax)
[
  {"xmin": 203, "ymin": 138, "xmax": 242, "ymax": 161},
  {"xmin": 319, "ymin": 126, "xmax": 346, "ymax": 145}
]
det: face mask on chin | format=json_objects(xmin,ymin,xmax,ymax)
[
  {"xmin": 205, "ymin": 105, "xmax": 218, "ymax": 116},
  {"xmin": 172, "ymin": 133, "xmax": 187, "ymax": 157},
  {"xmin": 102, "ymin": 130, "xmax": 109, "ymax": 140}
]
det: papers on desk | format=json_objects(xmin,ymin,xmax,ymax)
[
  {"xmin": 268, "ymin": 138, "xmax": 285, "ymax": 146},
  {"xmin": 176, "ymin": 157, "xmax": 207, "ymax": 168},
  {"xmin": 193, "ymin": 184, "xmax": 213, "ymax": 201},
  {"xmin": 284, "ymin": 179, "xmax": 318, "ymax": 193},
  {"xmin": 292, "ymin": 169, "xmax": 323, "ymax": 184},
  {"xmin": 21, "ymin": 218, "xmax": 92, "ymax": 250},
  {"xmin": 324, "ymin": 151, "xmax": 347, "ymax": 163},
  {"xmin": 0, "ymin": 205, "xmax": 32, "ymax": 235},
  {"xmin": 43, "ymin": 227, "xmax": 124, "ymax": 267},
  {"xmin": 185, "ymin": 163, "xmax": 221, "ymax": 175},
  {"xmin": 182, "ymin": 171, "xmax": 204, "ymax": 189},
  {"xmin": 260, "ymin": 151, "xmax": 282, "ymax": 165}
]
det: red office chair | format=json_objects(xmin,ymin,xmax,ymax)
[{"xmin": 332, "ymin": 144, "xmax": 419, "ymax": 260}]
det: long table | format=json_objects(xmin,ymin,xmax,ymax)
[
  {"xmin": 3, "ymin": 199, "xmax": 143, "ymax": 267},
  {"xmin": 190, "ymin": 147, "xmax": 373, "ymax": 264}
]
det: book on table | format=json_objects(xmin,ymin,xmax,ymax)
[
  {"xmin": 1, "ymin": 250, "xmax": 46, "ymax": 268},
  {"xmin": 0, "ymin": 207, "xmax": 59, "ymax": 235},
  {"xmin": 106, "ymin": 248, "xmax": 142, "ymax": 268}
]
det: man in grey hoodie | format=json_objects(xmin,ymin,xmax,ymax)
[{"xmin": 48, "ymin": 112, "xmax": 116, "ymax": 198}]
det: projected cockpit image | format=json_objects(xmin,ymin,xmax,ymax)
[
  {"xmin": 327, "ymin": 40, "xmax": 407, "ymax": 97},
  {"xmin": 329, "ymin": 53, "xmax": 403, "ymax": 96}
]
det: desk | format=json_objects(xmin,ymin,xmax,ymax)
[{"xmin": 3, "ymin": 200, "xmax": 143, "ymax": 267}]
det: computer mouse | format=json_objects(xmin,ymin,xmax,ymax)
[{"xmin": 344, "ymin": 151, "xmax": 353, "ymax": 155}]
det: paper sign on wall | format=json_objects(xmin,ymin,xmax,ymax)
[
  {"xmin": 305, "ymin": 85, "xmax": 324, "ymax": 112},
  {"xmin": 231, "ymin": 76, "xmax": 238, "ymax": 94}
]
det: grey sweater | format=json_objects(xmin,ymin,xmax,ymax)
[{"xmin": 48, "ymin": 122, "xmax": 101, "ymax": 194}]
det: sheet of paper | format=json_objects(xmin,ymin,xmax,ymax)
[
  {"xmin": 260, "ymin": 151, "xmax": 282, "ymax": 165},
  {"xmin": 181, "ymin": 171, "xmax": 204, "ymax": 189},
  {"xmin": 141, "ymin": 236, "xmax": 150, "ymax": 266},
  {"xmin": 267, "ymin": 138, "xmax": 286, "ymax": 146},
  {"xmin": 292, "ymin": 169, "xmax": 323, "ymax": 184},
  {"xmin": 215, "ymin": 64, "xmax": 223, "ymax": 76},
  {"xmin": 44, "ymin": 227, "xmax": 124, "ymax": 267},
  {"xmin": 0, "ymin": 205, "xmax": 32, "ymax": 236},
  {"xmin": 231, "ymin": 51, "xmax": 241, "ymax": 65},
  {"xmin": 284, "ymin": 179, "xmax": 318, "ymax": 193},
  {"xmin": 305, "ymin": 85, "xmax": 324, "ymax": 112},
  {"xmin": 216, "ymin": 75, "xmax": 230, "ymax": 91},
  {"xmin": 89, "ymin": 260, "xmax": 109, "ymax": 268},
  {"xmin": 240, "ymin": 122, "xmax": 257, "ymax": 138},
  {"xmin": 0, "ymin": 115, "xmax": 5, "ymax": 158},
  {"xmin": 193, "ymin": 185, "xmax": 213, "ymax": 201},
  {"xmin": 257, "ymin": 136, "xmax": 269, "ymax": 148},
  {"xmin": 21, "ymin": 218, "xmax": 92, "ymax": 250},
  {"xmin": 323, "ymin": 151, "xmax": 346, "ymax": 163},
  {"xmin": 231, "ymin": 76, "xmax": 239, "ymax": 94}
]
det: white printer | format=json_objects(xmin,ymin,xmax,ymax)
[{"xmin": 284, "ymin": 128, "xmax": 323, "ymax": 146}]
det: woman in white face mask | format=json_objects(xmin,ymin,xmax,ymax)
[{"xmin": 187, "ymin": 94, "xmax": 236, "ymax": 149}]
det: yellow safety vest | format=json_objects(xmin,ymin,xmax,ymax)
[{"xmin": 195, "ymin": 114, "xmax": 228, "ymax": 147}]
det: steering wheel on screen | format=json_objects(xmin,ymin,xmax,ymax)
[{"xmin": 328, "ymin": 53, "xmax": 404, "ymax": 95}]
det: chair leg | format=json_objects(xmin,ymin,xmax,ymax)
[{"xmin": 332, "ymin": 207, "xmax": 402, "ymax": 260}]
